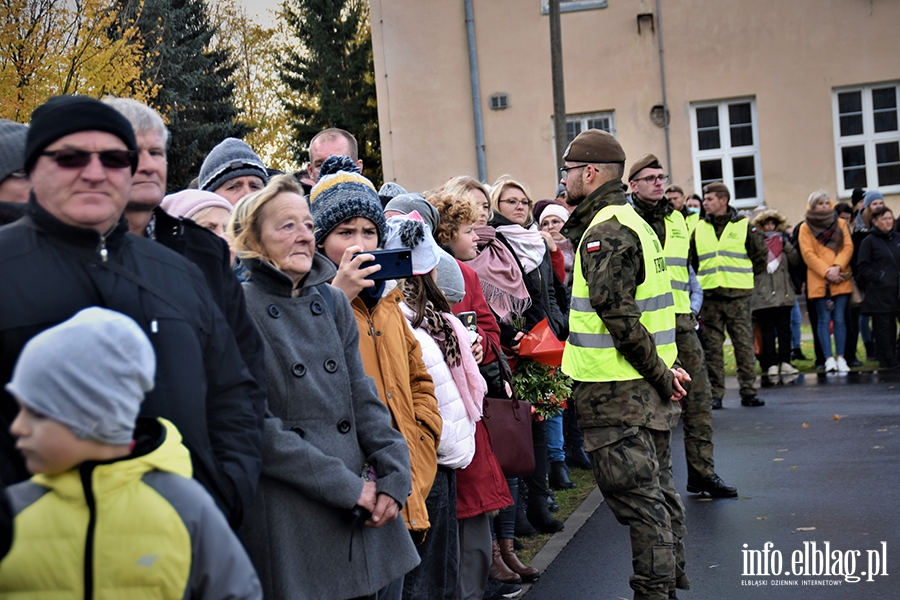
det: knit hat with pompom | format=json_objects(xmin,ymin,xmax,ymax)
[{"xmin": 310, "ymin": 155, "xmax": 386, "ymax": 245}]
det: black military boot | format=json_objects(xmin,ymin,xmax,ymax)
[{"xmin": 687, "ymin": 473, "xmax": 738, "ymax": 498}]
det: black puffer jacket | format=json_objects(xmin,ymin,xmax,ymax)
[
  {"xmin": 0, "ymin": 199, "xmax": 262, "ymax": 528},
  {"xmin": 858, "ymin": 227, "xmax": 900, "ymax": 315}
]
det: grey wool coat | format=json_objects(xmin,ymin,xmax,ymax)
[
  {"xmin": 238, "ymin": 255, "xmax": 420, "ymax": 600},
  {"xmin": 751, "ymin": 232, "xmax": 800, "ymax": 312}
]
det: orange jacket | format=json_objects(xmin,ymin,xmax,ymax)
[
  {"xmin": 798, "ymin": 218, "xmax": 853, "ymax": 299},
  {"xmin": 352, "ymin": 289, "xmax": 442, "ymax": 538}
]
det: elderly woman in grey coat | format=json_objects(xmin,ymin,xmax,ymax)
[
  {"xmin": 751, "ymin": 209, "xmax": 801, "ymax": 384},
  {"xmin": 229, "ymin": 175, "xmax": 419, "ymax": 600}
]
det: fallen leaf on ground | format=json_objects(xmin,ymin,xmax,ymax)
[
  {"xmin": 773, "ymin": 458, "xmax": 784, "ymax": 461},
  {"xmin": 833, "ymin": 414, "xmax": 844, "ymax": 420},
  {"xmin": 796, "ymin": 527, "xmax": 816, "ymax": 531},
  {"xmin": 873, "ymin": 445, "xmax": 884, "ymax": 449},
  {"xmin": 757, "ymin": 516, "xmax": 767, "ymax": 520},
  {"xmin": 802, "ymin": 423, "xmax": 809, "ymax": 428},
  {"xmin": 878, "ymin": 428, "xmax": 888, "ymax": 432},
  {"xmin": 790, "ymin": 466, "xmax": 798, "ymax": 470},
  {"xmin": 778, "ymin": 449, "xmax": 789, "ymax": 452}
]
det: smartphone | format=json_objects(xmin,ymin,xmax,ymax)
[
  {"xmin": 457, "ymin": 311, "xmax": 479, "ymax": 343},
  {"xmin": 353, "ymin": 248, "xmax": 413, "ymax": 281}
]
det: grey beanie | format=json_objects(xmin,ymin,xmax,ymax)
[
  {"xmin": 199, "ymin": 138, "xmax": 268, "ymax": 193},
  {"xmin": 436, "ymin": 252, "xmax": 466, "ymax": 303},
  {"xmin": 378, "ymin": 181, "xmax": 408, "ymax": 200},
  {"xmin": 0, "ymin": 119, "xmax": 28, "ymax": 182},
  {"xmin": 863, "ymin": 190, "xmax": 884, "ymax": 209},
  {"xmin": 384, "ymin": 193, "xmax": 441, "ymax": 232},
  {"xmin": 310, "ymin": 156, "xmax": 386, "ymax": 245},
  {"xmin": 6, "ymin": 307, "xmax": 155, "ymax": 445}
]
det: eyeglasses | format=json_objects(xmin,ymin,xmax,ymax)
[
  {"xmin": 500, "ymin": 198, "xmax": 531, "ymax": 208},
  {"xmin": 559, "ymin": 164, "xmax": 589, "ymax": 181},
  {"xmin": 41, "ymin": 149, "xmax": 136, "ymax": 170},
  {"xmin": 633, "ymin": 174, "xmax": 669, "ymax": 184}
]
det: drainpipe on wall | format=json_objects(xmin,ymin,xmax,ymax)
[
  {"xmin": 464, "ymin": 0, "xmax": 488, "ymax": 182},
  {"xmin": 656, "ymin": 0, "xmax": 672, "ymax": 178}
]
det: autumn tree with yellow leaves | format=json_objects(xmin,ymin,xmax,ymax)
[{"xmin": 0, "ymin": 0, "xmax": 155, "ymax": 122}]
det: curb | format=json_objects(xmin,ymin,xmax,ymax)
[{"xmin": 521, "ymin": 487, "xmax": 605, "ymax": 597}]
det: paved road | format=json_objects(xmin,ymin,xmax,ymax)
[{"xmin": 524, "ymin": 371, "xmax": 900, "ymax": 599}]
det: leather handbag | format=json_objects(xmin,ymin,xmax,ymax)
[
  {"xmin": 481, "ymin": 339, "xmax": 535, "ymax": 477},
  {"xmin": 483, "ymin": 396, "xmax": 535, "ymax": 477}
]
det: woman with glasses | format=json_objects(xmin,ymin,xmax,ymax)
[{"xmin": 488, "ymin": 175, "xmax": 570, "ymax": 532}]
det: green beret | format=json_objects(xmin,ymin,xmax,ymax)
[
  {"xmin": 627, "ymin": 154, "xmax": 662, "ymax": 181},
  {"xmin": 563, "ymin": 129, "xmax": 626, "ymax": 164}
]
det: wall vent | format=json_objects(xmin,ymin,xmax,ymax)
[{"xmin": 489, "ymin": 94, "xmax": 509, "ymax": 110}]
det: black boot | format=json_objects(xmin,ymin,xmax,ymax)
[
  {"xmin": 866, "ymin": 341, "xmax": 876, "ymax": 361},
  {"xmin": 548, "ymin": 461, "xmax": 576, "ymax": 490},
  {"xmin": 526, "ymin": 493, "xmax": 564, "ymax": 534},
  {"xmin": 514, "ymin": 485, "xmax": 536, "ymax": 537}
]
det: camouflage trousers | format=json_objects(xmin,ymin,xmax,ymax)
[
  {"xmin": 701, "ymin": 296, "xmax": 758, "ymax": 400},
  {"xmin": 588, "ymin": 427, "xmax": 688, "ymax": 600},
  {"xmin": 675, "ymin": 314, "xmax": 715, "ymax": 480}
]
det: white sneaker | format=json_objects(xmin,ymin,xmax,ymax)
[
  {"xmin": 767, "ymin": 365, "xmax": 780, "ymax": 380},
  {"xmin": 824, "ymin": 357, "xmax": 837, "ymax": 372},
  {"xmin": 836, "ymin": 357, "xmax": 851, "ymax": 373},
  {"xmin": 780, "ymin": 362, "xmax": 799, "ymax": 376}
]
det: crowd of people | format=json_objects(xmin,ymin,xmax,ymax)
[{"xmin": 0, "ymin": 94, "xmax": 897, "ymax": 600}]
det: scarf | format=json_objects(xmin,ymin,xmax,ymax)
[
  {"xmin": 804, "ymin": 210, "xmax": 843, "ymax": 253},
  {"xmin": 400, "ymin": 278, "xmax": 461, "ymax": 368},
  {"xmin": 467, "ymin": 226, "xmax": 532, "ymax": 322},
  {"xmin": 443, "ymin": 312, "xmax": 486, "ymax": 423},
  {"xmin": 494, "ymin": 223, "xmax": 546, "ymax": 275},
  {"xmin": 764, "ymin": 231, "xmax": 783, "ymax": 273}
]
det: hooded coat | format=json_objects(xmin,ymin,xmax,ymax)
[{"xmin": 0, "ymin": 419, "xmax": 261, "ymax": 599}]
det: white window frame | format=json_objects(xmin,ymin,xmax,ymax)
[
  {"xmin": 541, "ymin": 0, "xmax": 608, "ymax": 14},
  {"xmin": 565, "ymin": 111, "xmax": 616, "ymax": 145},
  {"xmin": 689, "ymin": 97, "xmax": 762, "ymax": 210},
  {"xmin": 832, "ymin": 82, "xmax": 900, "ymax": 198}
]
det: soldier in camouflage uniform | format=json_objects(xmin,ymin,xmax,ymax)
[
  {"xmin": 690, "ymin": 182, "xmax": 768, "ymax": 408},
  {"xmin": 627, "ymin": 154, "xmax": 737, "ymax": 498},
  {"xmin": 560, "ymin": 131, "xmax": 691, "ymax": 600}
]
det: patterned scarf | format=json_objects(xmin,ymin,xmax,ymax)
[
  {"xmin": 467, "ymin": 226, "xmax": 532, "ymax": 322},
  {"xmin": 401, "ymin": 278, "xmax": 461, "ymax": 367},
  {"xmin": 804, "ymin": 210, "xmax": 843, "ymax": 253}
]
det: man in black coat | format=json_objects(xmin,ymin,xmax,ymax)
[{"xmin": 0, "ymin": 95, "xmax": 262, "ymax": 529}]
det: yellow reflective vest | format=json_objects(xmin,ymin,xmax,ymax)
[
  {"xmin": 664, "ymin": 211, "xmax": 692, "ymax": 315},
  {"xmin": 684, "ymin": 211, "xmax": 700, "ymax": 234},
  {"xmin": 563, "ymin": 203, "xmax": 678, "ymax": 382},
  {"xmin": 694, "ymin": 219, "xmax": 754, "ymax": 290}
]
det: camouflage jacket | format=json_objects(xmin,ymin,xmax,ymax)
[
  {"xmin": 562, "ymin": 180, "xmax": 680, "ymax": 434},
  {"xmin": 689, "ymin": 206, "xmax": 768, "ymax": 299}
]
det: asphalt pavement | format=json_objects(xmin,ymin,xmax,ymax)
[{"xmin": 523, "ymin": 370, "xmax": 900, "ymax": 599}]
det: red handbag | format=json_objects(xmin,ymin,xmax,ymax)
[{"xmin": 518, "ymin": 318, "xmax": 566, "ymax": 367}]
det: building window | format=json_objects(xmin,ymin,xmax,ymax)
[
  {"xmin": 689, "ymin": 98, "xmax": 762, "ymax": 208},
  {"xmin": 832, "ymin": 82, "xmax": 900, "ymax": 197},
  {"xmin": 566, "ymin": 111, "xmax": 615, "ymax": 145},
  {"xmin": 541, "ymin": 0, "xmax": 608, "ymax": 14}
]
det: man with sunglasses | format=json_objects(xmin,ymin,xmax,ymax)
[
  {"xmin": 627, "ymin": 155, "xmax": 738, "ymax": 500},
  {"xmin": 0, "ymin": 95, "xmax": 262, "ymax": 530},
  {"xmin": 559, "ymin": 131, "xmax": 691, "ymax": 600}
]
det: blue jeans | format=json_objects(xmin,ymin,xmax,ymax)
[
  {"xmin": 791, "ymin": 299, "xmax": 803, "ymax": 349},
  {"xmin": 860, "ymin": 314, "xmax": 873, "ymax": 343},
  {"xmin": 402, "ymin": 468, "xmax": 458, "ymax": 600},
  {"xmin": 546, "ymin": 413, "xmax": 565, "ymax": 463},
  {"xmin": 814, "ymin": 294, "xmax": 849, "ymax": 358}
]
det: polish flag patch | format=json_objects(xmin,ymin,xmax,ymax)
[{"xmin": 586, "ymin": 241, "xmax": 602, "ymax": 253}]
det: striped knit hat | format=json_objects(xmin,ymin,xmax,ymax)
[{"xmin": 310, "ymin": 155, "xmax": 386, "ymax": 245}]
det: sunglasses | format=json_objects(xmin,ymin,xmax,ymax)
[{"xmin": 41, "ymin": 149, "xmax": 136, "ymax": 170}]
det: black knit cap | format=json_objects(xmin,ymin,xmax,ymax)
[{"xmin": 25, "ymin": 96, "xmax": 138, "ymax": 174}]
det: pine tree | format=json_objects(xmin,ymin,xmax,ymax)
[
  {"xmin": 279, "ymin": 0, "xmax": 381, "ymax": 185},
  {"xmin": 126, "ymin": 0, "xmax": 251, "ymax": 190}
]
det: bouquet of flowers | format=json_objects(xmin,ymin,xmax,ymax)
[{"xmin": 511, "ymin": 358, "xmax": 572, "ymax": 421}]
